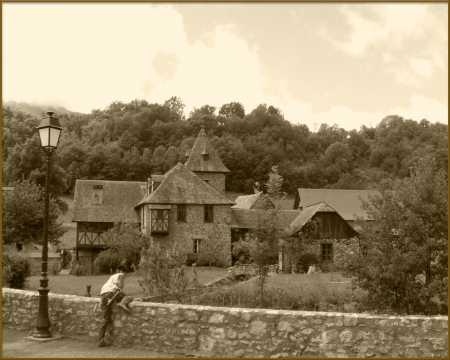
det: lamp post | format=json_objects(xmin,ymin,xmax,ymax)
[{"xmin": 34, "ymin": 111, "xmax": 62, "ymax": 338}]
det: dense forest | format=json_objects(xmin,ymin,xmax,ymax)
[{"xmin": 2, "ymin": 97, "xmax": 448, "ymax": 206}]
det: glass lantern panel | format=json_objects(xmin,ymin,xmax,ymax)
[
  {"xmin": 38, "ymin": 128, "xmax": 49, "ymax": 147},
  {"xmin": 49, "ymin": 127, "xmax": 61, "ymax": 148}
]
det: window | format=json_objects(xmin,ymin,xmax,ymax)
[
  {"xmin": 193, "ymin": 239, "xmax": 201, "ymax": 254},
  {"xmin": 177, "ymin": 204, "xmax": 186, "ymax": 222},
  {"xmin": 204, "ymin": 205, "xmax": 214, "ymax": 223},
  {"xmin": 151, "ymin": 209, "xmax": 169, "ymax": 234},
  {"xmin": 321, "ymin": 243, "xmax": 333, "ymax": 262}
]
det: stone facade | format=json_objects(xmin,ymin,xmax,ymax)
[
  {"xmin": 301, "ymin": 237, "xmax": 359, "ymax": 271},
  {"xmin": 3, "ymin": 288, "xmax": 448, "ymax": 358},
  {"xmin": 147, "ymin": 204, "xmax": 232, "ymax": 267},
  {"xmin": 193, "ymin": 172, "xmax": 226, "ymax": 195}
]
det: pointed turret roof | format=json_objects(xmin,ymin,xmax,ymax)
[
  {"xmin": 185, "ymin": 128, "xmax": 229, "ymax": 173},
  {"xmin": 136, "ymin": 163, "xmax": 235, "ymax": 206}
]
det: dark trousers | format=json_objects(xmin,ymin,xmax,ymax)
[{"xmin": 98, "ymin": 291, "xmax": 124, "ymax": 341}]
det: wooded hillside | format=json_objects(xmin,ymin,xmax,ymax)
[{"xmin": 2, "ymin": 97, "xmax": 447, "ymax": 198}]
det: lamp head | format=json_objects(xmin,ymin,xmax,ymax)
[{"xmin": 37, "ymin": 111, "xmax": 63, "ymax": 152}]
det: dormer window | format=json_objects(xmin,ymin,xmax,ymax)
[
  {"xmin": 201, "ymin": 148, "xmax": 209, "ymax": 161},
  {"xmin": 92, "ymin": 185, "xmax": 103, "ymax": 204}
]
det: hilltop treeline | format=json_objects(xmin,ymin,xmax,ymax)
[{"xmin": 2, "ymin": 97, "xmax": 447, "ymax": 198}]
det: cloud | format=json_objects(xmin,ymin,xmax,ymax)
[
  {"xmin": 318, "ymin": 4, "xmax": 447, "ymax": 87},
  {"xmin": 143, "ymin": 24, "xmax": 267, "ymax": 115},
  {"xmin": 388, "ymin": 95, "xmax": 448, "ymax": 124}
]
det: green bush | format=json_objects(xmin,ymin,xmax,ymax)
[
  {"xmin": 93, "ymin": 249, "xmax": 122, "ymax": 274},
  {"xmin": 2, "ymin": 249, "xmax": 32, "ymax": 289},
  {"xmin": 185, "ymin": 253, "xmax": 198, "ymax": 267}
]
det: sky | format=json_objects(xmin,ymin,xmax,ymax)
[{"xmin": 2, "ymin": 3, "xmax": 448, "ymax": 131}]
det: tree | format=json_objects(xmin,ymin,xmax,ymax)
[
  {"xmin": 138, "ymin": 242, "xmax": 193, "ymax": 303},
  {"xmin": 342, "ymin": 157, "xmax": 447, "ymax": 315},
  {"xmin": 189, "ymin": 105, "xmax": 216, "ymax": 118},
  {"xmin": 247, "ymin": 165, "xmax": 286, "ymax": 305},
  {"xmin": 102, "ymin": 222, "xmax": 149, "ymax": 270},
  {"xmin": 2, "ymin": 180, "xmax": 65, "ymax": 248},
  {"xmin": 164, "ymin": 96, "xmax": 185, "ymax": 121},
  {"xmin": 219, "ymin": 102, "xmax": 245, "ymax": 119}
]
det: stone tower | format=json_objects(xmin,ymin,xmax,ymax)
[{"xmin": 185, "ymin": 128, "xmax": 229, "ymax": 194}]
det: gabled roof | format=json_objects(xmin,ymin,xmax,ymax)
[
  {"xmin": 294, "ymin": 188, "xmax": 380, "ymax": 220},
  {"xmin": 232, "ymin": 192, "xmax": 276, "ymax": 209},
  {"xmin": 185, "ymin": 128, "xmax": 229, "ymax": 173},
  {"xmin": 231, "ymin": 209, "xmax": 300, "ymax": 229},
  {"xmin": 72, "ymin": 180, "xmax": 146, "ymax": 223},
  {"xmin": 137, "ymin": 162, "xmax": 235, "ymax": 206},
  {"xmin": 287, "ymin": 202, "xmax": 336, "ymax": 236}
]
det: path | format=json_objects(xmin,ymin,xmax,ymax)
[{"xmin": 2, "ymin": 328, "xmax": 176, "ymax": 358}]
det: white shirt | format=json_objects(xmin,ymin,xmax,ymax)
[{"xmin": 100, "ymin": 273, "xmax": 124, "ymax": 295}]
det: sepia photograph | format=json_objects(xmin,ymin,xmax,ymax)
[{"xmin": 2, "ymin": 2, "xmax": 448, "ymax": 358}]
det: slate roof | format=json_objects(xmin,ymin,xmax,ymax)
[
  {"xmin": 137, "ymin": 163, "xmax": 235, "ymax": 206},
  {"xmin": 287, "ymin": 202, "xmax": 337, "ymax": 236},
  {"xmin": 232, "ymin": 193, "xmax": 276, "ymax": 209},
  {"xmin": 185, "ymin": 128, "xmax": 230, "ymax": 173},
  {"xmin": 294, "ymin": 188, "xmax": 380, "ymax": 220},
  {"xmin": 72, "ymin": 180, "xmax": 146, "ymax": 223},
  {"xmin": 231, "ymin": 209, "xmax": 300, "ymax": 229}
]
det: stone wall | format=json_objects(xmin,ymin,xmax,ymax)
[
  {"xmin": 149, "ymin": 204, "xmax": 232, "ymax": 267},
  {"xmin": 3, "ymin": 288, "xmax": 447, "ymax": 358}
]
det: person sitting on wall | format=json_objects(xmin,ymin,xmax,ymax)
[{"xmin": 97, "ymin": 265, "xmax": 133, "ymax": 347}]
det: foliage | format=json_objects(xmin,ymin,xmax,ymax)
[
  {"xmin": 93, "ymin": 249, "xmax": 123, "ymax": 274},
  {"xmin": 2, "ymin": 245, "xmax": 32, "ymax": 289},
  {"xmin": 102, "ymin": 222, "xmax": 150, "ymax": 270},
  {"xmin": 2, "ymin": 180, "xmax": 65, "ymax": 247},
  {"xmin": 138, "ymin": 242, "xmax": 193, "ymax": 303},
  {"xmin": 3, "ymin": 102, "xmax": 447, "ymax": 196},
  {"xmin": 279, "ymin": 219, "xmax": 318, "ymax": 273},
  {"xmin": 341, "ymin": 157, "xmax": 448, "ymax": 315},
  {"xmin": 232, "ymin": 238, "xmax": 252, "ymax": 264},
  {"xmin": 196, "ymin": 237, "xmax": 222, "ymax": 268}
]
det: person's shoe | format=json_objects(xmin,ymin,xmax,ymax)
[
  {"xmin": 97, "ymin": 339, "xmax": 110, "ymax": 347},
  {"xmin": 117, "ymin": 295, "xmax": 133, "ymax": 314}
]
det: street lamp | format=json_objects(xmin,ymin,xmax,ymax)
[{"xmin": 34, "ymin": 111, "xmax": 62, "ymax": 338}]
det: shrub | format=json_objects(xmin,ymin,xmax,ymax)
[
  {"xmin": 2, "ymin": 248, "xmax": 32, "ymax": 289},
  {"xmin": 186, "ymin": 253, "xmax": 198, "ymax": 267},
  {"xmin": 93, "ymin": 249, "xmax": 122, "ymax": 274}
]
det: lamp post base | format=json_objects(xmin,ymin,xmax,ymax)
[{"xmin": 33, "ymin": 329, "xmax": 53, "ymax": 339}]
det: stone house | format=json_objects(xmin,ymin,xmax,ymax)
[{"xmin": 135, "ymin": 162, "xmax": 235, "ymax": 266}]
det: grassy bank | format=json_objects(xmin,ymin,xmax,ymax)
[
  {"xmin": 24, "ymin": 266, "xmax": 229, "ymax": 298},
  {"xmin": 190, "ymin": 272, "xmax": 366, "ymax": 312}
]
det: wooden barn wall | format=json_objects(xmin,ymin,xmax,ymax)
[{"xmin": 312, "ymin": 213, "xmax": 356, "ymax": 239}]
